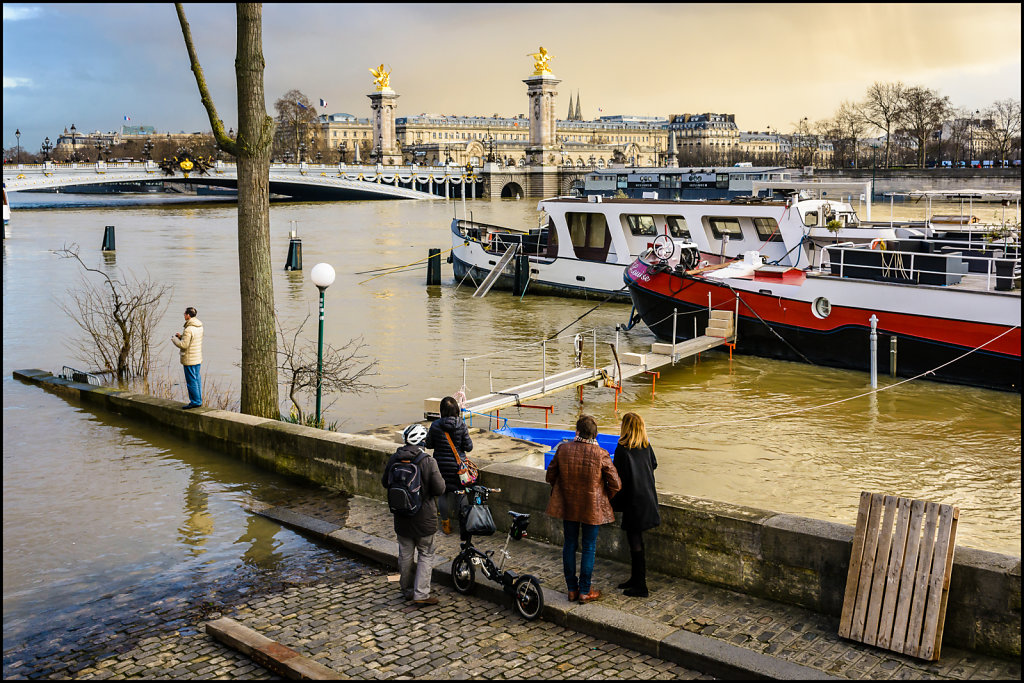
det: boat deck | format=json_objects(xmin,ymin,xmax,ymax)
[{"xmin": 808, "ymin": 269, "xmax": 1021, "ymax": 296}]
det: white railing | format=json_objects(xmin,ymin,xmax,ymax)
[{"xmin": 819, "ymin": 244, "xmax": 1020, "ymax": 292}]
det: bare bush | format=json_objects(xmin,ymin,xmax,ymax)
[
  {"xmin": 128, "ymin": 364, "xmax": 239, "ymax": 411},
  {"xmin": 54, "ymin": 244, "xmax": 172, "ymax": 383}
]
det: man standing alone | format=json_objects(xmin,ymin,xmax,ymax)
[{"xmin": 172, "ymin": 307, "xmax": 204, "ymax": 409}]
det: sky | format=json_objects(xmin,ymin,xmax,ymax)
[{"xmin": 3, "ymin": 3, "xmax": 1021, "ymax": 152}]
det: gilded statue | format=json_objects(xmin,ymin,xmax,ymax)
[
  {"xmin": 527, "ymin": 46, "xmax": 553, "ymax": 75},
  {"xmin": 369, "ymin": 64, "xmax": 391, "ymax": 91}
]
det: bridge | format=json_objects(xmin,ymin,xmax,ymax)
[{"xmin": 2, "ymin": 160, "xmax": 487, "ymax": 201}]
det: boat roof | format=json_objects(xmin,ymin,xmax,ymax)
[
  {"xmin": 538, "ymin": 196, "xmax": 791, "ymax": 208},
  {"xmin": 884, "ymin": 189, "xmax": 1021, "ymax": 199}
]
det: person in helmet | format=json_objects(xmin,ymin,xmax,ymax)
[{"xmin": 381, "ymin": 423, "xmax": 445, "ymax": 605}]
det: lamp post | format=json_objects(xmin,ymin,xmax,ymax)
[
  {"xmin": 143, "ymin": 137, "xmax": 153, "ymax": 160},
  {"xmin": 871, "ymin": 143, "xmax": 879, "ymax": 200},
  {"xmin": 95, "ymin": 141, "xmax": 103, "ymax": 162},
  {"xmin": 15, "ymin": 129, "xmax": 21, "ymax": 164},
  {"xmin": 42, "ymin": 137, "xmax": 52, "ymax": 161},
  {"xmin": 310, "ymin": 262, "xmax": 335, "ymax": 426},
  {"xmin": 70, "ymin": 123, "xmax": 77, "ymax": 161}
]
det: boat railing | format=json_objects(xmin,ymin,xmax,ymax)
[{"xmin": 818, "ymin": 244, "xmax": 1020, "ymax": 293}]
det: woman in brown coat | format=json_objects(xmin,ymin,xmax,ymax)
[{"xmin": 546, "ymin": 415, "xmax": 621, "ymax": 603}]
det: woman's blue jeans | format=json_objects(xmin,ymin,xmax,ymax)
[
  {"xmin": 562, "ymin": 520, "xmax": 600, "ymax": 593},
  {"xmin": 183, "ymin": 363, "xmax": 202, "ymax": 407}
]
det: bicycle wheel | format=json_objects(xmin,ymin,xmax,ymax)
[
  {"xmin": 451, "ymin": 554, "xmax": 475, "ymax": 594},
  {"xmin": 513, "ymin": 575, "xmax": 543, "ymax": 620}
]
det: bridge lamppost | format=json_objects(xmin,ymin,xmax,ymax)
[
  {"xmin": 484, "ymin": 130, "xmax": 495, "ymax": 163},
  {"xmin": 298, "ymin": 142, "xmax": 305, "ymax": 164},
  {"xmin": 338, "ymin": 141, "xmax": 347, "ymax": 164},
  {"xmin": 15, "ymin": 129, "xmax": 21, "ymax": 164},
  {"xmin": 70, "ymin": 123, "xmax": 77, "ymax": 161},
  {"xmin": 95, "ymin": 141, "xmax": 103, "ymax": 162},
  {"xmin": 143, "ymin": 137, "xmax": 153, "ymax": 161},
  {"xmin": 42, "ymin": 137, "xmax": 52, "ymax": 162}
]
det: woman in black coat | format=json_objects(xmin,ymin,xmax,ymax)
[
  {"xmin": 611, "ymin": 412, "xmax": 660, "ymax": 597},
  {"xmin": 423, "ymin": 396, "xmax": 474, "ymax": 537}
]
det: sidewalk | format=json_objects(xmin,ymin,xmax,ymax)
[{"xmin": 260, "ymin": 494, "xmax": 1019, "ymax": 681}]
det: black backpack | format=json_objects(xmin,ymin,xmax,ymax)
[{"xmin": 386, "ymin": 450, "xmax": 427, "ymax": 516}]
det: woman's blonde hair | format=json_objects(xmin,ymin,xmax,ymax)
[{"xmin": 619, "ymin": 412, "xmax": 649, "ymax": 449}]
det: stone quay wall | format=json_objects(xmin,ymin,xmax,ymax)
[{"xmin": 15, "ymin": 368, "xmax": 1020, "ymax": 658}]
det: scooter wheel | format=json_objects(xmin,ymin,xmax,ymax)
[
  {"xmin": 452, "ymin": 554, "xmax": 475, "ymax": 595},
  {"xmin": 513, "ymin": 575, "xmax": 543, "ymax": 620}
]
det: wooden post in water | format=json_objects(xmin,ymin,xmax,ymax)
[
  {"xmin": 101, "ymin": 225, "xmax": 116, "ymax": 252},
  {"xmin": 426, "ymin": 248, "xmax": 441, "ymax": 285}
]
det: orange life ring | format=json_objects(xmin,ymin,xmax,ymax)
[{"xmin": 870, "ymin": 239, "xmax": 887, "ymax": 251}]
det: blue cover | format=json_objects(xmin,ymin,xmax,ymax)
[{"xmin": 495, "ymin": 426, "xmax": 619, "ymax": 469}]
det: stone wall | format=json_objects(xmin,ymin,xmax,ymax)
[{"xmin": 15, "ymin": 369, "xmax": 1020, "ymax": 658}]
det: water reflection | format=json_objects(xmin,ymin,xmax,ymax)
[
  {"xmin": 178, "ymin": 469, "xmax": 214, "ymax": 557},
  {"xmin": 284, "ymin": 269, "xmax": 305, "ymax": 302},
  {"xmin": 236, "ymin": 514, "xmax": 286, "ymax": 570}
]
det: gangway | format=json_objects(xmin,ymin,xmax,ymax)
[
  {"xmin": 424, "ymin": 311, "xmax": 736, "ymax": 418},
  {"xmin": 472, "ymin": 244, "xmax": 520, "ymax": 298}
]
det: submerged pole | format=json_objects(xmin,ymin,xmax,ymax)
[{"xmin": 869, "ymin": 314, "xmax": 878, "ymax": 389}]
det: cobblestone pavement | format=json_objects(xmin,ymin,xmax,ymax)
[{"xmin": 288, "ymin": 493, "xmax": 1021, "ymax": 681}]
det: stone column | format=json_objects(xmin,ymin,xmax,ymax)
[
  {"xmin": 368, "ymin": 89, "xmax": 402, "ymax": 166},
  {"xmin": 523, "ymin": 75, "xmax": 561, "ymax": 167}
]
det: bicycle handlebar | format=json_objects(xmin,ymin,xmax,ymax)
[{"xmin": 455, "ymin": 485, "xmax": 501, "ymax": 494}]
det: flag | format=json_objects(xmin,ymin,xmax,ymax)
[
  {"xmin": 296, "ymin": 101, "xmax": 308, "ymax": 110},
  {"xmin": 319, "ymin": 98, "xmax": 327, "ymax": 108},
  {"xmin": 124, "ymin": 115, "xmax": 131, "ymax": 122},
  {"xmin": 598, "ymin": 107, "xmax": 603, "ymax": 112}
]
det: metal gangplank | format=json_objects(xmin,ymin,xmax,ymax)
[
  {"xmin": 472, "ymin": 244, "xmax": 520, "ymax": 298},
  {"xmin": 424, "ymin": 311, "xmax": 736, "ymax": 418}
]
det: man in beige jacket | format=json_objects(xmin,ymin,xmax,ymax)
[{"xmin": 171, "ymin": 307, "xmax": 204, "ymax": 409}]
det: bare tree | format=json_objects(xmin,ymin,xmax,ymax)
[
  {"xmin": 835, "ymin": 101, "xmax": 869, "ymax": 168},
  {"xmin": 175, "ymin": 3, "xmax": 279, "ymax": 419},
  {"xmin": 277, "ymin": 314, "xmax": 382, "ymax": 427},
  {"xmin": 901, "ymin": 86, "xmax": 951, "ymax": 168},
  {"xmin": 980, "ymin": 98, "xmax": 1022, "ymax": 164},
  {"xmin": 790, "ymin": 117, "xmax": 818, "ymax": 167},
  {"xmin": 859, "ymin": 81, "xmax": 907, "ymax": 168},
  {"xmin": 54, "ymin": 244, "xmax": 172, "ymax": 382},
  {"xmin": 272, "ymin": 89, "xmax": 320, "ymax": 162}
]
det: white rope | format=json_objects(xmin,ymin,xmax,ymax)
[{"xmin": 488, "ymin": 325, "xmax": 1021, "ymax": 432}]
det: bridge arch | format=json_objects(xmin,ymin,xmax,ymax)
[{"xmin": 500, "ymin": 181, "xmax": 525, "ymax": 199}]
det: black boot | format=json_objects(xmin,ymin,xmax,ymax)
[
  {"xmin": 623, "ymin": 550, "xmax": 648, "ymax": 597},
  {"xmin": 618, "ymin": 550, "xmax": 642, "ymax": 590}
]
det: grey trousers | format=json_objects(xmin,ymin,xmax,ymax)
[{"xmin": 397, "ymin": 533, "xmax": 435, "ymax": 600}]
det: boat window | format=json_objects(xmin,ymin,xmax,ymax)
[
  {"xmin": 666, "ymin": 216, "xmax": 690, "ymax": 239},
  {"xmin": 625, "ymin": 215, "xmax": 658, "ymax": 236},
  {"xmin": 708, "ymin": 217, "xmax": 744, "ymax": 240},
  {"xmin": 803, "ymin": 210, "xmax": 818, "ymax": 227},
  {"xmin": 566, "ymin": 212, "xmax": 612, "ymax": 261},
  {"xmin": 753, "ymin": 217, "xmax": 782, "ymax": 242}
]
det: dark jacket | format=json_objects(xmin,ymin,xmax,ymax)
[
  {"xmin": 424, "ymin": 416, "xmax": 473, "ymax": 491},
  {"xmin": 545, "ymin": 439, "xmax": 621, "ymax": 526},
  {"xmin": 381, "ymin": 444, "xmax": 446, "ymax": 539},
  {"xmin": 611, "ymin": 444, "xmax": 661, "ymax": 532}
]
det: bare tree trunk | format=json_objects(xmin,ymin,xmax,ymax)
[{"xmin": 175, "ymin": 3, "xmax": 279, "ymax": 418}]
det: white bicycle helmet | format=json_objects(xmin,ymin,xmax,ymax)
[{"xmin": 403, "ymin": 423, "xmax": 428, "ymax": 446}]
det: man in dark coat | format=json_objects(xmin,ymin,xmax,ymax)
[
  {"xmin": 424, "ymin": 396, "xmax": 474, "ymax": 536},
  {"xmin": 382, "ymin": 424, "xmax": 446, "ymax": 605}
]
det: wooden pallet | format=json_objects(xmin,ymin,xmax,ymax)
[{"xmin": 838, "ymin": 492, "xmax": 959, "ymax": 661}]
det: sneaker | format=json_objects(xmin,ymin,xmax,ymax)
[
  {"xmin": 412, "ymin": 596, "xmax": 439, "ymax": 606},
  {"xmin": 578, "ymin": 589, "xmax": 601, "ymax": 604},
  {"xmin": 441, "ymin": 519, "xmax": 452, "ymax": 535}
]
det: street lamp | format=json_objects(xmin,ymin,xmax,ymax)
[
  {"xmin": 95, "ymin": 141, "xmax": 103, "ymax": 162},
  {"xmin": 70, "ymin": 123, "xmax": 77, "ymax": 160},
  {"xmin": 310, "ymin": 262, "xmax": 336, "ymax": 426},
  {"xmin": 143, "ymin": 137, "xmax": 153, "ymax": 160},
  {"xmin": 42, "ymin": 137, "xmax": 52, "ymax": 161},
  {"xmin": 15, "ymin": 128, "xmax": 20, "ymax": 164}
]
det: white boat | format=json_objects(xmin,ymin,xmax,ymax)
[
  {"xmin": 450, "ymin": 192, "xmax": 909, "ymax": 301},
  {"xmin": 3, "ymin": 186, "xmax": 10, "ymax": 226}
]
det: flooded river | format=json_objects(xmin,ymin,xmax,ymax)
[{"xmin": 2, "ymin": 191, "xmax": 1020, "ymax": 657}]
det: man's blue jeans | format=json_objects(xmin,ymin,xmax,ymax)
[
  {"xmin": 183, "ymin": 363, "xmax": 202, "ymax": 407},
  {"xmin": 562, "ymin": 520, "xmax": 600, "ymax": 594}
]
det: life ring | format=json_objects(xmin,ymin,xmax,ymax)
[{"xmin": 870, "ymin": 239, "xmax": 887, "ymax": 251}]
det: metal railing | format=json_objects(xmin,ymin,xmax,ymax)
[{"xmin": 819, "ymin": 244, "xmax": 1020, "ymax": 292}]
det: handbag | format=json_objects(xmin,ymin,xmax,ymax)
[
  {"xmin": 462, "ymin": 501, "xmax": 496, "ymax": 536},
  {"xmin": 444, "ymin": 430, "xmax": 479, "ymax": 486}
]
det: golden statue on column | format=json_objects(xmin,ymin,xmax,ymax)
[
  {"xmin": 369, "ymin": 64, "xmax": 391, "ymax": 91},
  {"xmin": 527, "ymin": 47, "xmax": 553, "ymax": 75}
]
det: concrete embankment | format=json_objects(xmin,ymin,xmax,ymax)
[{"xmin": 15, "ymin": 368, "xmax": 1021, "ymax": 659}]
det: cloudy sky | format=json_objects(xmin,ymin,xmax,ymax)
[{"xmin": 3, "ymin": 3, "xmax": 1021, "ymax": 152}]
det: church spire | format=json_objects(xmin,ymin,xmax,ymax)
[
  {"xmin": 567, "ymin": 92, "xmax": 575, "ymax": 120},
  {"xmin": 574, "ymin": 90, "xmax": 582, "ymax": 121}
]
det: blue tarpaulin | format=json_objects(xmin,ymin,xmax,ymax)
[{"xmin": 494, "ymin": 426, "xmax": 619, "ymax": 469}]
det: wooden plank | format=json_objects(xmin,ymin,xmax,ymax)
[
  {"xmin": 838, "ymin": 491, "xmax": 873, "ymax": 639},
  {"xmin": 890, "ymin": 498, "xmax": 926, "ymax": 652},
  {"xmin": 919, "ymin": 506, "xmax": 958, "ymax": 661},
  {"xmin": 902, "ymin": 501, "xmax": 940, "ymax": 657},
  {"xmin": 876, "ymin": 497, "xmax": 912, "ymax": 650},
  {"xmin": 863, "ymin": 495, "xmax": 899, "ymax": 646},
  {"xmin": 849, "ymin": 493, "xmax": 884, "ymax": 641}
]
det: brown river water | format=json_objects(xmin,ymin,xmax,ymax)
[{"xmin": 2, "ymin": 191, "xmax": 1019, "ymax": 658}]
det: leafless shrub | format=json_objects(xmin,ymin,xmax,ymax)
[
  {"xmin": 53, "ymin": 244, "xmax": 172, "ymax": 383},
  {"xmin": 127, "ymin": 364, "xmax": 239, "ymax": 411}
]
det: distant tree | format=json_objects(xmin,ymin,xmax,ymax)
[
  {"xmin": 790, "ymin": 117, "xmax": 818, "ymax": 167},
  {"xmin": 979, "ymin": 98, "xmax": 1022, "ymax": 164},
  {"xmin": 815, "ymin": 115, "xmax": 845, "ymax": 169},
  {"xmin": 175, "ymin": 3, "xmax": 279, "ymax": 419},
  {"xmin": 900, "ymin": 86, "xmax": 951, "ymax": 168},
  {"xmin": 834, "ymin": 101, "xmax": 868, "ymax": 168},
  {"xmin": 273, "ymin": 89, "xmax": 319, "ymax": 161},
  {"xmin": 859, "ymin": 81, "xmax": 907, "ymax": 168}
]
